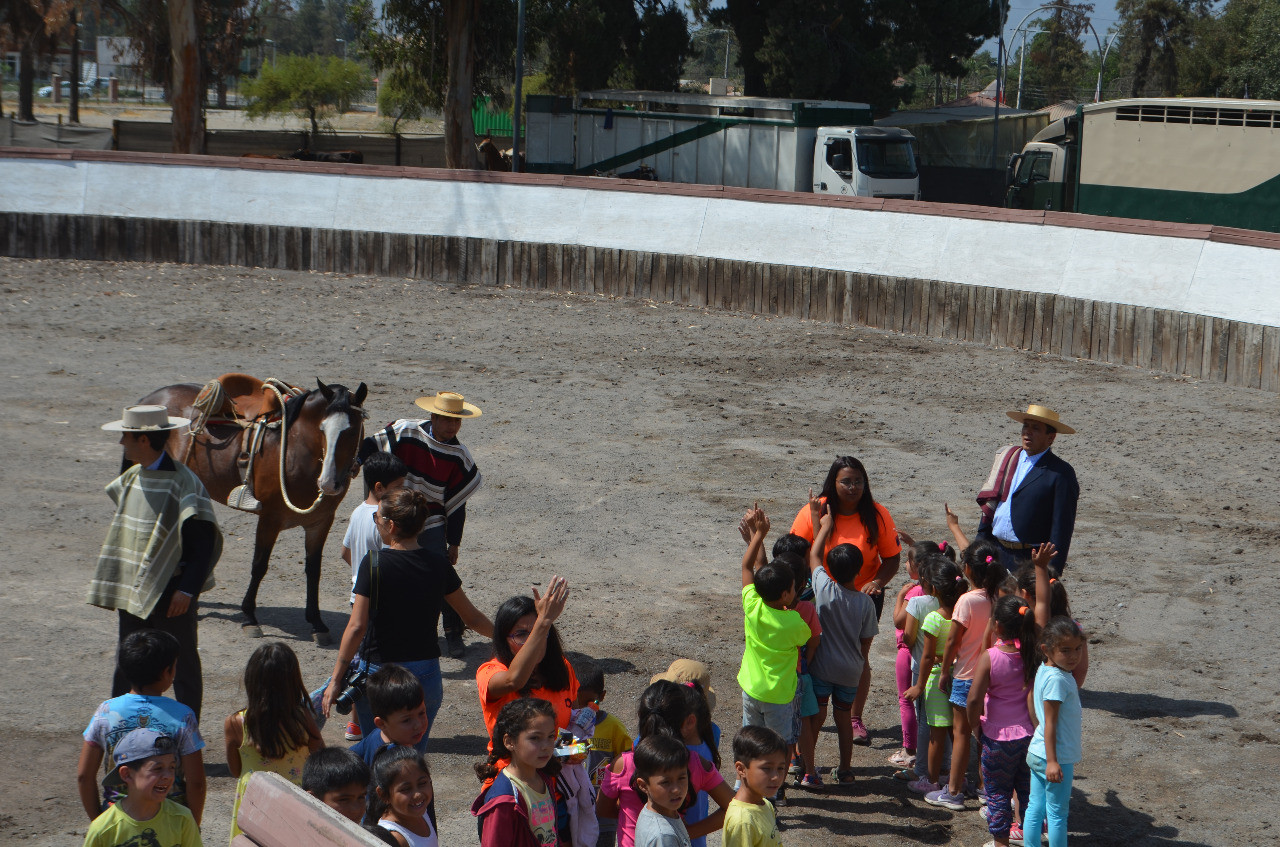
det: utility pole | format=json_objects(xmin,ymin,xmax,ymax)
[
  {"xmin": 69, "ymin": 9, "xmax": 80, "ymax": 124},
  {"xmin": 511, "ymin": 0, "xmax": 527, "ymax": 171},
  {"xmin": 336, "ymin": 38, "xmax": 346, "ymax": 59}
]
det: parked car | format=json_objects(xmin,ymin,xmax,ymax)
[{"xmin": 37, "ymin": 80, "xmax": 96, "ymax": 98}]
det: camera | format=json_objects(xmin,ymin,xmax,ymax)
[{"xmin": 333, "ymin": 667, "xmax": 370, "ymax": 715}]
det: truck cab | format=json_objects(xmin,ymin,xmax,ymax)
[
  {"xmin": 1005, "ymin": 115, "xmax": 1079, "ymax": 211},
  {"xmin": 812, "ymin": 126, "xmax": 920, "ymax": 200}
]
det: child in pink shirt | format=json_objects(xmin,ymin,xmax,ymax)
[{"xmin": 965, "ymin": 595, "xmax": 1039, "ymax": 847}]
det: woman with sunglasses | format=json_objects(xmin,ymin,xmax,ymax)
[
  {"xmin": 476, "ymin": 576, "xmax": 574, "ymax": 745},
  {"xmin": 322, "ymin": 488, "xmax": 493, "ymax": 746}
]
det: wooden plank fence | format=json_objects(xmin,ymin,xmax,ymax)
[{"xmin": 2, "ymin": 210, "xmax": 1275, "ymax": 392}]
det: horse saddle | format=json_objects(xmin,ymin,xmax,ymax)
[{"xmin": 210, "ymin": 373, "xmax": 290, "ymax": 422}]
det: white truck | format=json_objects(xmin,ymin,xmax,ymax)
[{"xmin": 526, "ymin": 89, "xmax": 920, "ymax": 200}]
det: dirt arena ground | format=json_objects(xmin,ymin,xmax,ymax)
[{"xmin": 2, "ymin": 256, "xmax": 1277, "ymax": 846}]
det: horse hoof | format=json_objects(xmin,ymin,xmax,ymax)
[
  {"xmin": 242, "ymin": 624, "xmax": 264, "ymax": 638},
  {"xmin": 312, "ymin": 630, "xmax": 332, "ymax": 646}
]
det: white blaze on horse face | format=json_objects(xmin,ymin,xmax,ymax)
[{"xmin": 318, "ymin": 410, "xmax": 349, "ymax": 495}]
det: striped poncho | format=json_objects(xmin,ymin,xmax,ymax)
[
  {"xmin": 360, "ymin": 420, "xmax": 482, "ymax": 537},
  {"xmin": 87, "ymin": 463, "xmax": 223, "ymax": 619}
]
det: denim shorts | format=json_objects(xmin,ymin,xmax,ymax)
[
  {"xmin": 948, "ymin": 677, "xmax": 973, "ymax": 709},
  {"xmin": 798, "ymin": 673, "xmax": 819, "ymax": 717},
  {"xmin": 742, "ymin": 691, "xmax": 796, "ymax": 742},
  {"xmin": 810, "ymin": 676, "xmax": 858, "ymax": 710}
]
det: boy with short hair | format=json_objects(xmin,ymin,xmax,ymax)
[
  {"xmin": 805, "ymin": 508, "xmax": 879, "ymax": 784},
  {"xmin": 736, "ymin": 509, "xmax": 810, "ymax": 748},
  {"xmin": 77, "ymin": 630, "xmax": 206, "ymax": 824},
  {"xmin": 723, "ymin": 726, "xmax": 788, "ymax": 847},
  {"xmin": 633, "ymin": 734, "xmax": 694, "ymax": 847},
  {"xmin": 339, "ymin": 452, "xmax": 407, "ymax": 741},
  {"xmin": 83, "ymin": 728, "xmax": 202, "ymax": 847},
  {"xmin": 302, "ymin": 747, "xmax": 371, "ymax": 824},
  {"xmin": 348, "ymin": 664, "xmax": 429, "ymax": 765},
  {"xmin": 571, "ymin": 661, "xmax": 634, "ymax": 847}
]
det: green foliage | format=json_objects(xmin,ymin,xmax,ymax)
[
  {"xmin": 242, "ymin": 54, "xmax": 368, "ymax": 143},
  {"xmin": 1224, "ymin": 0, "xmax": 1280, "ymax": 97},
  {"xmin": 684, "ymin": 25, "xmax": 740, "ymax": 82},
  {"xmin": 725, "ymin": 0, "xmax": 999, "ymax": 111},
  {"xmin": 1111, "ymin": 0, "xmax": 1209, "ymax": 96},
  {"xmin": 259, "ymin": 0, "xmax": 355, "ymax": 57}
]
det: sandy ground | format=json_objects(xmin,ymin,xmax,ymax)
[{"xmin": 1, "ymin": 256, "xmax": 1278, "ymax": 846}]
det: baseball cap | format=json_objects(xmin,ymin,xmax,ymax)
[{"xmin": 103, "ymin": 728, "xmax": 177, "ymax": 788}]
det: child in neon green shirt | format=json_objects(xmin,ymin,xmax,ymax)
[{"xmin": 737, "ymin": 508, "xmax": 811, "ymax": 744}]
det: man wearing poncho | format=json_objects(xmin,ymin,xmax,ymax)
[{"xmin": 88, "ymin": 405, "xmax": 223, "ymax": 718}]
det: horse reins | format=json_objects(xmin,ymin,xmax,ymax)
[{"xmin": 262, "ymin": 380, "xmax": 364, "ymax": 516}]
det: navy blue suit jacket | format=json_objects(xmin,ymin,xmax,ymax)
[{"xmin": 985, "ymin": 449, "xmax": 1079, "ymax": 571}]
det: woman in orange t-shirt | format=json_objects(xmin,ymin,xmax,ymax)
[
  {"xmin": 790, "ymin": 455, "xmax": 902, "ymax": 742},
  {"xmin": 476, "ymin": 576, "xmax": 578, "ymax": 746}
]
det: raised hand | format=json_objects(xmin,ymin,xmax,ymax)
[
  {"xmin": 807, "ymin": 487, "xmax": 823, "ymax": 530},
  {"xmin": 897, "ymin": 528, "xmax": 916, "ymax": 548},
  {"xmin": 1032, "ymin": 542, "xmax": 1058, "ymax": 569},
  {"xmin": 533, "ymin": 575, "xmax": 569, "ymax": 623},
  {"xmin": 817, "ymin": 503, "xmax": 834, "ymax": 535}
]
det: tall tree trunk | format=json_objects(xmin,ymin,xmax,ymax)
[
  {"xmin": 70, "ymin": 9, "xmax": 81, "ymax": 124},
  {"xmin": 443, "ymin": 0, "xmax": 480, "ymax": 168},
  {"xmin": 18, "ymin": 38, "xmax": 36, "ymax": 122},
  {"xmin": 168, "ymin": 0, "xmax": 205, "ymax": 152}
]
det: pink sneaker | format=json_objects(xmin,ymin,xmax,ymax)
[
  {"xmin": 907, "ymin": 777, "xmax": 939, "ymax": 794},
  {"xmin": 1008, "ymin": 822, "xmax": 1025, "ymax": 845},
  {"xmin": 850, "ymin": 716, "xmax": 870, "ymax": 744}
]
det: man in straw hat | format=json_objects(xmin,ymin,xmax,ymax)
[
  {"xmin": 88, "ymin": 405, "xmax": 223, "ymax": 717},
  {"xmin": 356, "ymin": 391, "xmax": 483, "ymax": 658},
  {"xmin": 975, "ymin": 404, "xmax": 1079, "ymax": 574}
]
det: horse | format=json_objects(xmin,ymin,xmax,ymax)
[
  {"xmin": 477, "ymin": 135, "xmax": 509, "ymax": 171},
  {"xmin": 137, "ymin": 379, "xmax": 368, "ymax": 643}
]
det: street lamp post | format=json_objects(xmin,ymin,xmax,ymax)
[
  {"xmin": 336, "ymin": 38, "xmax": 346, "ymax": 60},
  {"xmin": 264, "ymin": 39, "xmax": 276, "ymax": 67}
]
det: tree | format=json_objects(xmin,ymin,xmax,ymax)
[
  {"xmin": 629, "ymin": 0, "xmax": 689, "ymax": 90},
  {"xmin": 1225, "ymin": 0, "xmax": 1280, "ymax": 97},
  {"xmin": 1113, "ymin": 0, "xmax": 1208, "ymax": 95},
  {"xmin": 1027, "ymin": 1, "xmax": 1094, "ymax": 104},
  {"xmin": 713, "ymin": 0, "xmax": 1000, "ymax": 109},
  {"xmin": 242, "ymin": 53, "xmax": 368, "ymax": 146},
  {"xmin": 2, "ymin": 0, "xmax": 75, "ymax": 122}
]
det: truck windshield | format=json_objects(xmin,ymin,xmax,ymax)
[{"xmin": 855, "ymin": 140, "xmax": 917, "ymax": 178}]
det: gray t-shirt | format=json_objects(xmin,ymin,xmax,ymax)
[
  {"xmin": 634, "ymin": 805, "xmax": 692, "ymax": 847},
  {"xmin": 808, "ymin": 567, "xmax": 879, "ymax": 687},
  {"xmin": 906, "ymin": 594, "xmax": 941, "ymax": 670}
]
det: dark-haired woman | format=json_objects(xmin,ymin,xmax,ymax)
[
  {"xmin": 791, "ymin": 456, "xmax": 902, "ymax": 742},
  {"xmin": 322, "ymin": 488, "xmax": 493, "ymax": 747},
  {"xmin": 476, "ymin": 576, "xmax": 576, "ymax": 745}
]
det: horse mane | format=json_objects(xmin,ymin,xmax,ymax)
[{"xmin": 283, "ymin": 390, "xmax": 309, "ymax": 430}]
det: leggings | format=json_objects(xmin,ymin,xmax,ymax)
[
  {"xmin": 1024, "ymin": 753, "xmax": 1074, "ymax": 847},
  {"xmin": 980, "ymin": 732, "xmax": 1031, "ymax": 837},
  {"xmin": 895, "ymin": 645, "xmax": 917, "ymax": 748},
  {"xmin": 913, "ymin": 695, "xmax": 951, "ymax": 778}
]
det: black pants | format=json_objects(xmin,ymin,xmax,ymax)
[
  {"xmin": 418, "ymin": 525, "xmax": 463, "ymax": 636},
  {"xmin": 112, "ymin": 597, "xmax": 202, "ymax": 719}
]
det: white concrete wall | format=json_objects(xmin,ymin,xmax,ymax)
[{"xmin": 4, "ymin": 156, "xmax": 1279, "ymax": 327}]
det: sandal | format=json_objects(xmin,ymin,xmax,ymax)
[
  {"xmin": 888, "ymin": 749, "xmax": 916, "ymax": 767},
  {"xmin": 891, "ymin": 767, "xmax": 915, "ymax": 781},
  {"xmin": 835, "ymin": 768, "xmax": 856, "ymax": 784}
]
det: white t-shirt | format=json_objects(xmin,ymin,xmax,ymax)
[{"xmin": 342, "ymin": 502, "xmax": 381, "ymax": 604}]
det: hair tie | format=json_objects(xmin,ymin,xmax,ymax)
[
  {"xmin": 984, "ymin": 555, "xmax": 994, "ymax": 564},
  {"xmin": 938, "ymin": 542, "xmax": 948, "ymax": 552},
  {"xmin": 682, "ymin": 681, "xmax": 696, "ymax": 689},
  {"xmin": 955, "ymin": 575, "xmax": 963, "ymax": 583},
  {"xmin": 1050, "ymin": 578, "xmax": 1058, "ymax": 585},
  {"xmin": 1018, "ymin": 606, "xmax": 1029, "ymax": 616}
]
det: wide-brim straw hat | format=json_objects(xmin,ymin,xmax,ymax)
[
  {"xmin": 101, "ymin": 404, "xmax": 191, "ymax": 432},
  {"xmin": 1007, "ymin": 404, "xmax": 1075, "ymax": 435},
  {"xmin": 414, "ymin": 391, "xmax": 482, "ymax": 418},
  {"xmin": 651, "ymin": 658, "xmax": 716, "ymax": 713}
]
